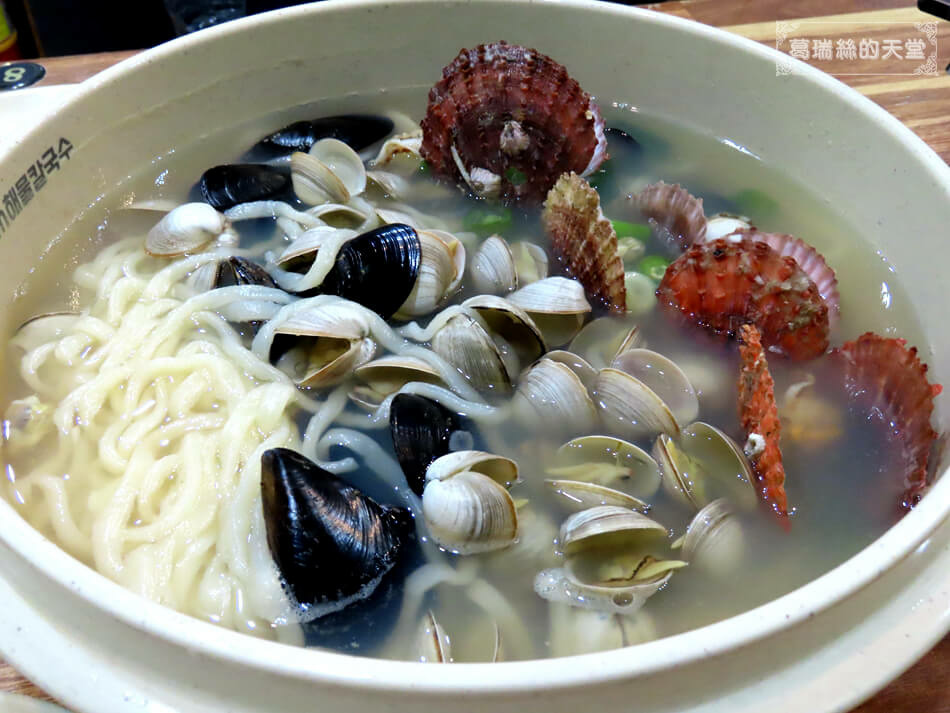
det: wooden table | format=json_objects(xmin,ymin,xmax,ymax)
[{"xmin": 1, "ymin": 0, "xmax": 949, "ymax": 710}]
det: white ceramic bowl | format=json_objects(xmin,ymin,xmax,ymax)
[{"xmin": 1, "ymin": 2, "xmax": 948, "ymax": 712}]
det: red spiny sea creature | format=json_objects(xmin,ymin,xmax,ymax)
[
  {"xmin": 420, "ymin": 42, "xmax": 607, "ymax": 204},
  {"xmin": 656, "ymin": 237, "xmax": 829, "ymax": 360},
  {"xmin": 543, "ymin": 172, "xmax": 626, "ymax": 313},
  {"xmin": 738, "ymin": 324, "xmax": 789, "ymax": 521},
  {"xmin": 837, "ymin": 332, "xmax": 942, "ymax": 511}
]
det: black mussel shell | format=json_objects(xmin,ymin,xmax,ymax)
[
  {"xmin": 198, "ymin": 164, "xmax": 291, "ymax": 210},
  {"xmin": 315, "ymin": 223, "xmax": 421, "ymax": 319},
  {"xmin": 251, "ymin": 114, "xmax": 395, "ymax": 158},
  {"xmin": 605, "ymin": 126, "xmax": 641, "ymax": 152},
  {"xmin": 261, "ymin": 448, "xmax": 414, "ymax": 616},
  {"xmin": 390, "ymin": 394, "xmax": 465, "ymax": 497},
  {"xmin": 214, "ymin": 256, "xmax": 278, "ymax": 289}
]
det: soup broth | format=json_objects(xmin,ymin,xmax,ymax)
[{"xmin": 0, "ymin": 85, "xmax": 928, "ymax": 661}]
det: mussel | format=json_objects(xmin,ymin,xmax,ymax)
[
  {"xmin": 250, "ymin": 114, "xmax": 395, "ymax": 158},
  {"xmin": 214, "ymin": 256, "xmax": 278, "ymax": 289},
  {"xmin": 198, "ymin": 164, "xmax": 292, "ymax": 210},
  {"xmin": 260, "ymin": 448, "xmax": 414, "ymax": 617},
  {"xmin": 390, "ymin": 393, "xmax": 467, "ymax": 497}
]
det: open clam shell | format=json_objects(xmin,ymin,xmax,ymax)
[
  {"xmin": 547, "ymin": 435, "xmax": 661, "ymax": 499},
  {"xmin": 461, "ymin": 295, "xmax": 547, "ymax": 369},
  {"xmin": 547, "ymin": 605, "xmax": 657, "ymax": 656},
  {"xmin": 352, "ymin": 355, "xmax": 445, "ymax": 411},
  {"xmin": 469, "ymin": 235, "xmax": 518, "ymax": 295},
  {"xmin": 655, "ymin": 422, "xmax": 757, "ymax": 511},
  {"xmin": 422, "ymin": 451, "xmax": 519, "ymax": 554},
  {"xmin": 543, "ymin": 350, "xmax": 598, "ymax": 390},
  {"xmin": 568, "ymin": 316, "xmax": 644, "ymax": 371},
  {"xmin": 312, "ymin": 137, "xmax": 367, "ymax": 198},
  {"xmin": 145, "ymin": 202, "xmax": 229, "ymax": 257},
  {"xmin": 415, "ymin": 610, "xmax": 453, "ymax": 663},
  {"xmin": 545, "ymin": 479, "xmax": 649, "ymax": 513},
  {"xmin": 431, "ymin": 311, "xmax": 513, "ymax": 396},
  {"xmin": 510, "ymin": 241, "xmax": 548, "ymax": 285},
  {"xmin": 675, "ymin": 498, "xmax": 745, "ymax": 576},
  {"xmin": 394, "ymin": 229, "xmax": 465, "ymax": 318},
  {"xmin": 511, "ymin": 358, "xmax": 598, "ymax": 438},
  {"xmin": 507, "ymin": 276, "xmax": 591, "ymax": 346}
]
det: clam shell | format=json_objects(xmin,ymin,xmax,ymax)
[
  {"xmin": 543, "ymin": 350, "xmax": 598, "ymax": 390},
  {"xmin": 291, "ymin": 150, "xmax": 351, "ymax": 205},
  {"xmin": 425, "ymin": 450, "xmax": 518, "ymax": 487},
  {"xmin": 416, "ymin": 610, "xmax": 452, "ymax": 663},
  {"xmin": 655, "ymin": 422, "xmax": 757, "ymax": 511},
  {"xmin": 371, "ymin": 129, "xmax": 424, "ymax": 167},
  {"xmin": 543, "ymin": 172, "xmax": 626, "ymax": 313},
  {"xmin": 422, "ymin": 470, "xmax": 518, "ymax": 554},
  {"xmin": 547, "ymin": 605, "xmax": 657, "ymax": 656},
  {"xmin": 611, "ymin": 349, "xmax": 699, "ymax": 428},
  {"xmin": 14, "ymin": 312, "xmax": 81, "ymax": 351},
  {"xmin": 508, "ymin": 277, "xmax": 591, "ymax": 346},
  {"xmin": 145, "ymin": 202, "xmax": 228, "ymax": 257},
  {"xmin": 469, "ymin": 235, "xmax": 518, "ymax": 295},
  {"xmin": 568, "ymin": 316, "xmax": 644, "ymax": 371},
  {"xmin": 559, "ymin": 505, "xmax": 666, "ymax": 554},
  {"xmin": 593, "ymin": 368, "xmax": 680, "ymax": 442},
  {"xmin": 677, "ymin": 498, "xmax": 745, "ymax": 576},
  {"xmin": 512, "ymin": 358, "xmax": 598, "ymax": 437},
  {"xmin": 548, "ymin": 435, "xmax": 661, "ymax": 499},
  {"xmin": 510, "ymin": 241, "xmax": 548, "ymax": 285},
  {"xmin": 545, "ymin": 479, "xmax": 649, "ymax": 513},
  {"xmin": 421, "ymin": 41, "xmax": 606, "ymax": 203},
  {"xmin": 704, "ymin": 213, "xmax": 751, "ymax": 240},
  {"xmin": 309, "ymin": 138, "xmax": 367, "ymax": 197},
  {"xmin": 431, "ymin": 312, "xmax": 513, "ymax": 396},
  {"xmin": 395, "ymin": 229, "xmax": 465, "ymax": 318},
  {"xmin": 461, "ymin": 295, "xmax": 547, "ymax": 368}
]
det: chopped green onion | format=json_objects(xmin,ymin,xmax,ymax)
[
  {"xmin": 418, "ymin": 160, "xmax": 431, "ymax": 175},
  {"xmin": 611, "ymin": 219, "xmax": 651, "ymax": 241},
  {"xmin": 732, "ymin": 188, "xmax": 778, "ymax": 219},
  {"xmin": 463, "ymin": 206, "xmax": 513, "ymax": 236},
  {"xmin": 637, "ymin": 255, "xmax": 670, "ymax": 282},
  {"xmin": 504, "ymin": 166, "xmax": 527, "ymax": 186}
]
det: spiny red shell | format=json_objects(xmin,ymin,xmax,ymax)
[
  {"xmin": 656, "ymin": 237, "xmax": 829, "ymax": 360},
  {"xmin": 837, "ymin": 332, "xmax": 942, "ymax": 511},
  {"xmin": 732, "ymin": 229, "xmax": 840, "ymax": 326},
  {"xmin": 420, "ymin": 41, "xmax": 607, "ymax": 203},
  {"xmin": 633, "ymin": 181, "xmax": 707, "ymax": 253},
  {"xmin": 738, "ymin": 324, "xmax": 789, "ymax": 520},
  {"xmin": 543, "ymin": 172, "xmax": 626, "ymax": 313}
]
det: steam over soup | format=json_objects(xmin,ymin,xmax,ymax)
[{"xmin": 1, "ymin": 43, "xmax": 941, "ymax": 662}]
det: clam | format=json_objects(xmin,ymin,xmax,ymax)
[
  {"xmin": 145, "ymin": 202, "xmax": 231, "ymax": 257},
  {"xmin": 260, "ymin": 448, "xmax": 414, "ymax": 617},
  {"xmin": 594, "ymin": 349, "xmax": 699, "ymax": 441},
  {"xmin": 430, "ymin": 312, "xmax": 514, "ymax": 396},
  {"xmin": 389, "ymin": 393, "xmax": 466, "ymax": 496},
  {"xmin": 394, "ymin": 229, "xmax": 466, "ymax": 318},
  {"xmin": 653, "ymin": 422, "xmax": 757, "ymax": 511},
  {"xmin": 509, "ymin": 241, "xmax": 548, "ymax": 285},
  {"xmin": 352, "ymin": 356, "xmax": 444, "ymax": 411},
  {"xmin": 366, "ymin": 169, "xmax": 412, "ymax": 199},
  {"xmin": 534, "ymin": 506, "xmax": 686, "ymax": 614},
  {"xmin": 198, "ymin": 163, "xmax": 291, "ymax": 210},
  {"xmin": 460, "ymin": 295, "xmax": 547, "ymax": 369},
  {"xmin": 371, "ymin": 129, "xmax": 424, "ymax": 167},
  {"xmin": 213, "ymin": 256, "xmax": 278, "ymax": 289},
  {"xmin": 415, "ymin": 610, "xmax": 452, "ymax": 663},
  {"xmin": 511, "ymin": 358, "xmax": 598, "ymax": 438},
  {"xmin": 546, "ymin": 435, "xmax": 661, "ymax": 499},
  {"xmin": 2, "ymin": 396, "xmax": 53, "ymax": 451},
  {"xmin": 291, "ymin": 137, "xmax": 367, "ymax": 205},
  {"xmin": 267, "ymin": 301, "xmax": 376, "ymax": 388},
  {"xmin": 542, "ymin": 350, "xmax": 598, "ymax": 390},
  {"xmin": 547, "ymin": 604, "xmax": 657, "ymax": 657},
  {"xmin": 568, "ymin": 316, "xmax": 644, "ymax": 371},
  {"xmin": 13, "ymin": 311, "xmax": 81, "ymax": 352},
  {"xmin": 507, "ymin": 276, "xmax": 592, "ymax": 346},
  {"xmin": 469, "ymin": 235, "xmax": 518, "ymax": 295},
  {"xmin": 705, "ymin": 213, "xmax": 752, "ymax": 241},
  {"xmin": 673, "ymin": 498, "xmax": 745, "ymax": 576},
  {"xmin": 251, "ymin": 114, "xmax": 395, "ymax": 157},
  {"xmin": 544, "ymin": 479, "xmax": 649, "ymax": 513},
  {"xmin": 422, "ymin": 450, "xmax": 519, "ymax": 554}
]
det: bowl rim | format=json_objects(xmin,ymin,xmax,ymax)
[{"xmin": 1, "ymin": 0, "xmax": 949, "ymax": 696}]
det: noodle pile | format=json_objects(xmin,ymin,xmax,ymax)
[{"xmin": 3, "ymin": 235, "xmax": 307, "ymax": 639}]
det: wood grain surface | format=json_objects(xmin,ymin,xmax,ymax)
[{"xmin": 1, "ymin": 1, "xmax": 948, "ymax": 710}]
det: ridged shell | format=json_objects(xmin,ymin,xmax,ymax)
[
  {"xmin": 469, "ymin": 235, "xmax": 518, "ymax": 295},
  {"xmin": 633, "ymin": 181, "xmax": 706, "ymax": 253},
  {"xmin": 543, "ymin": 172, "xmax": 626, "ymax": 313},
  {"xmin": 394, "ymin": 229, "xmax": 465, "ymax": 318},
  {"xmin": 656, "ymin": 237, "xmax": 829, "ymax": 360},
  {"xmin": 837, "ymin": 332, "xmax": 942, "ymax": 511},
  {"xmin": 145, "ymin": 202, "xmax": 228, "ymax": 257},
  {"xmin": 512, "ymin": 358, "xmax": 598, "ymax": 437},
  {"xmin": 422, "ymin": 470, "xmax": 518, "ymax": 554},
  {"xmin": 734, "ymin": 228, "xmax": 840, "ymax": 325},
  {"xmin": 420, "ymin": 41, "xmax": 607, "ymax": 203},
  {"xmin": 431, "ymin": 312, "xmax": 513, "ymax": 396}
]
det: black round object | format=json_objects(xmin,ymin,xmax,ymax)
[
  {"xmin": 0, "ymin": 62, "xmax": 46, "ymax": 91},
  {"xmin": 317, "ymin": 223, "xmax": 421, "ymax": 319},
  {"xmin": 198, "ymin": 163, "xmax": 291, "ymax": 210},
  {"xmin": 252, "ymin": 114, "xmax": 395, "ymax": 157}
]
